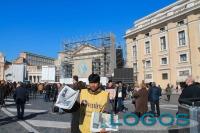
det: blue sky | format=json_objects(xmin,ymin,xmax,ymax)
[{"xmin": 0, "ymin": 0, "xmax": 176, "ymax": 60}]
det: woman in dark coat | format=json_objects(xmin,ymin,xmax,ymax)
[{"xmin": 133, "ymin": 83, "xmax": 148, "ymax": 117}]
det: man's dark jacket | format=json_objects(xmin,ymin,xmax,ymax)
[
  {"xmin": 148, "ymin": 86, "xmax": 162, "ymax": 102},
  {"xmin": 179, "ymin": 83, "xmax": 200, "ymax": 104},
  {"xmin": 13, "ymin": 87, "xmax": 28, "ymax": 103}
]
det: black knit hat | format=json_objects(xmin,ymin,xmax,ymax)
[{"xmin": 88, "ymin": 73, "xmax": 100, "ymax": 83}]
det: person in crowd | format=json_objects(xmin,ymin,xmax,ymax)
[
  {"xmin": 38, "ymin": 83, "xmax": 44, "ymax": 95},
  {"xmin": 146, "ymin": 82, "xmax": 152, "ymax": 91},
  {"xmin": 0, "ymin": 81, "xmax": 5, "ymax": 108},
  {"xmin": 70, "ymin": 75, "xmax": 81, "ymax": 133},
  {"xmin": 133, "ymin": 82, "xmax": 148, "ymax": 117},
  {"xmin": 132, "ymin": 82, "xmax": 140, "ymax": 107},
  {"xmin": 116, "ymin": 81, "xmax": 127, "ymax": 113},
  {"xmin": 79, "ymin": 73, "xmax": 110, "ymax": 133},
  {"xmin": 105, "ymin": 80, "xmax": 116, "ymax": 112},
  {"xmin": 127, "ymin": 84, "xmax": 133, "ymax": 100},
  {"xmin": 64, "ymin": 73, "xmax": 110, "ymax": 133},
  {"xmin": 44, "ymin": 84, "xmax": 51, "ymax": 102},
  {"xmin": 52, "ymin": 83, "xmax": 58, "ymax": 102},
  {"xmin": 13, "ymin": 82, "xmax": 28, "ymax": 120},
  {"xmin": 165, "ymin": 84, "xmax": 172, "ymax": 102},
  {"xmin": 114, "ymin": 82, "xmax": 119, "ymax": 114},
  {"xmin": 179, "ymin": 76, "xmax": 200, "ymax": 104},
  {"xmin": 122, "ymin": 82, "xmax": 128, "ymax": 112},
  {"xmin": 32, "ymin": 83, "xmax": 38, "ymax": 99},
  {"xmin": 13, "ymin": 81, "xmax": 17, "ymax": 90},
  {"xmin": 148, "ymin": 82, "xmax": 162, "ymax": 117},
  {"xmin": 158, "ymin": 85, "xmax": 162, "ymax": 90},
  {"xmin": 26, "ymin": 82, "xmax": 32, "ymax": 98},
  {"xmin": 72, "ymin": 75, "xmax": 79, "ymax": 90},
  {"xmin": 176, "ymin": 85, "xmax": 179, "ymax": 93}
]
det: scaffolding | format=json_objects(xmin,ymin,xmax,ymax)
[{"xmin": 61, "ymin": 33, "xmax": 116, "ymax": 78}]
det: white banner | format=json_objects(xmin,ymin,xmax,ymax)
[{"xmin": 55, "ymin": 85, "xmax": 79, "ymax": 110}]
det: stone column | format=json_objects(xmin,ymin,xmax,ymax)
[
  {"xmin": 29, "ymin": 76, "xmax": 32, "ymax": 83},
  {"xmin": 33, "ymin": 76, "xmax": 36, "ymax": 83},
  {"xmin": 37, "ymin": 76, "xmax": 39, "ymax": 83}
]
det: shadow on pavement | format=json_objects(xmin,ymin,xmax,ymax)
[{"xmin": 0, "ymin": 111, "xmax": 48, "ymax": 126}]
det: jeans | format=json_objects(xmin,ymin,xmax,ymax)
[
  {"xmin": 117, "ymin": 97, "xmax": 124, "ymax": 112},
  {"xmin": 150, "ymin": 100, "xmax": 160, "ymax": 116},
  {"xmin": 110, "ymin": 99, "xmax": 115, "ymax": 111},
  {"xmin": 44, "ymin": 94, "xmax": 50, "ymax": 102}
]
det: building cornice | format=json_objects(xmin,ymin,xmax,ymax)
[
  {"xmin": 134, "ymin": 0, "xmax": 188, "ymax": 25},
  {"xmin": 125, "ymin": 0, "xmax": 200, "ymax": 38},
  {"xmin": 22, "ymin": 52, "xmax": 55, "ymax": 60}
]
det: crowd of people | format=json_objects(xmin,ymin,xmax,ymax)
[
  {"xmin": 0, "ymin": 81, "xmax": 64, "ymax": 119},
  {"xmin": 0, "ymin": 81, "xmax": 63, "ymax": 104},
  {"xmin": 105, "ymin": 80, "xmax": 162, "ymax": 117},
  {"xmin": 0, "ymin": 80, "xmax": 16, "ymax": 107},
  {"xmin": 1, "ymin": 74, "xmax": 200, "ymax": 133}
]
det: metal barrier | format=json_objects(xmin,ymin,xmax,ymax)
[{"xmin": 178, "ymin": 104, "xmax": 200, "ymax": 133}]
